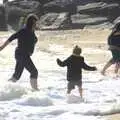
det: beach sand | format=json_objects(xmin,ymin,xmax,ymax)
[
  {"xmin": 37, "ymin": 29, "xmax": 111, "ymax": 64},
  {"xmin": 104, "ymin": 114, "xmax": 120, "ymax": 120}
]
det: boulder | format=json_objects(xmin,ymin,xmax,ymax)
[
  {"xmin": 1, "ymin": 0, "xmax": 120, "ymax": 30},
  {"xmin": 7, "ymin": 0, "xmax": 41, "ymax": 30},
  {"xmin": 39, "ymin": 12, "xmax": 70, "ymax": 30},
  {"xmin": 0, "ymin": 5, "xmax": 7, "ymax": 31}
]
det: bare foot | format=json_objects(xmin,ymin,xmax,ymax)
[
  {"xmin": 8, "ymin": 77, "xmax": 17, "ymax": 82},
  {"xmin": 101, "ymin": 71, "xmax": 105, "ymax": 76},
  {"xmin": 31, "ymin": 88, "xmax": 40, "ymax": 92}
]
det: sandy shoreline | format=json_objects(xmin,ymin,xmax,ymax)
[
  {"xmin": 37, "ymin": 29, "xmax": 110, "ymax": 53},
  {"xmin": 37, "ymin": 29, "xmax": 112, "ymax": 66},
  {"xmin": 103, "ymin": 114, "xmax": 120, "ymax": 120}
]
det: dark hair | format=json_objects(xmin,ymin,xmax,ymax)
[
  {"xmin": 73, "ymin": 45, "xmax": 81, "ymax": 55},
  {"xmin": 26, "ymin": 14, "xmax": 38, "ymax": 29},
  {"xmin": 114, "ymin": 22, "xmax": 120, "ymax": 31}
]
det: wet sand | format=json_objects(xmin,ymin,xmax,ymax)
[
  {"xmin": 104, "ymin": 114, "xmax": 120, "ymax": 120},
  {"xmin": 37, "ymin": 29, "xmax": 111, "ymax": 64}
]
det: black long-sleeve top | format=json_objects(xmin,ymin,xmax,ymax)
[
  {"xmin": 57, "ymin": 55, "xmax": 96, "ymax": 81},
  {"xmin": 8, "ymin": 27, "xmax": 38, "ymax": 55},
  {"xmin": 108, "ymin": 30, "xmax": 120, "ymax": 47}
]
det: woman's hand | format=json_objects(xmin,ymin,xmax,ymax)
[
  {"xmin": 0, "ymin": 40, "xmax": 10, "ymax": 51},
  {"xmin": 0, "ymin": 46, "xmax": 4, "ymax": 51}
]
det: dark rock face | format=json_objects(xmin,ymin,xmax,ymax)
[
  {"xmin": 0, "ymin": 5, "xmax": 7, "ymax": 31},
  {"xmin": 1, "ymin": 0, "xmax": 120, "ymax": 30},
  {"xmin": 7, "ymin": 0, "xmax": 41, "ymax": 30},
  {"xmin": 41, "ymin": 0, "xmax": 120, "ymax": 29}
]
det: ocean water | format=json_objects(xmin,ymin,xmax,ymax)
[{"xmin": 0, "ymin": 31, "xmax": 120, "ymax": 120}]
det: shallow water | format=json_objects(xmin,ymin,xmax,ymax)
[{"xmin": 0, "ymin": 30, "xmax": 119, "ymax": 120}]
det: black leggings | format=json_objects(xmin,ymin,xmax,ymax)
[{"xmin": 13, "ymin": 53, "xmax": 38, "ymax": 80}]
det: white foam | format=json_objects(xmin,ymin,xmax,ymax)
[
  {"xmin": 1, "ymin": 39, "xmax": 120, "ymax": 119},
  {"xmin": 66, "ymin": 94, "xmax": 84, "ymax": 104},
  {"xmin": 0, "ymin": 83, "xmax": 27, "ymax": 101},
  {"xmin": 17, "ymin": 93, "xmax": 53, "ymax": 106}
]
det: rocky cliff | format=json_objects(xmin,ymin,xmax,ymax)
[{"xmin": 0, "ymin": 0, "xmax": 120, "ymax": 31}]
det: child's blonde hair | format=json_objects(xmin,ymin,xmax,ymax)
[{"xmin": 73, "ymin": 45, "xmax": 81, "ymax": 56}]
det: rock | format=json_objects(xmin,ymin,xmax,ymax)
[
  {"xmin": 44, "ymin": 0, "xmax": 77, "ymax": 13},
  {"xmin": 39, "ymin": 12, "xmax": 70, "ymax": 30},
  {"xmin": 0, "ymin": 5, "xmax": 7, "ymax": 31},
  {"xmin": 40, "ymin": 0, "xmax": 120, "ymax": 29},
  {"xmin": 7, "ymin": 0, "xmax": 41, "ymax": 30},
  {"xmin": 1, "ymin": 0, "xmax": 120, "ymax": 30}
]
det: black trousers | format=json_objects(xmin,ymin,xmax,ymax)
[{"xmin": 12, "ymin": 51, "xmax": 38, "ymax": 80}]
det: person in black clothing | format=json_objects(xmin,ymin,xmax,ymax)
[
  {"xmin": 101, "ymin": 22, "xmax": 120, "ymax": 75},
  {"xmin": 56, "ymin": 45, "xmax": 97, "ymax": 98},
  {"xmin": 0, "ymin": 14, "xmax": 39, "ymax": 90}
]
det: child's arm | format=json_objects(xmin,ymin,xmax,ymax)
[
  {"xmin": 56, "ymin": 58, "xmax": 69, "ymax": 67},
  {"xmin": 83, "ymin": 63, "xmax": 97, "ymax": 71},
  {"xmin": 82, "ymin": 58, "xmax": 97, "ymax": 71}
]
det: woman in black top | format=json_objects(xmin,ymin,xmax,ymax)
[
  {"xmin": 57, "ymin": 45, "xmax": 97, "ymax": 98},
  {"xmin": 0, "ymin": 14, "xmax": 39, "ymax": 90},
  {"xmin": 101, "ymin": 22, "xmax": 120, "ymax": 75}
]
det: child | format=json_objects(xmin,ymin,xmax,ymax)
[{"xmin": 56, "ymin": 45, "xmax": 97, "ymax": 98}]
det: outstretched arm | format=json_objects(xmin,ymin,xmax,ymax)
[
  {"xmin": 0, "ymin": 31, "xmax": 20, "ymax": 51},
  {"xmin": 57, "ymin": 58, "xmax": 66, "ymax": 67},
  {"xmin": 83, "ymin": 63, "xmax": 97, "ymax": 71},
  {"xmin": 56, "ymin": 58, "xmax": 70, "ymax": 67},
  {"xmin": 0, "ymin": 40, "xmax": 10, "ymax": 51},
  {"xmin": 82, "ymin": 58, "xmax": 97, "ymax": 71}
]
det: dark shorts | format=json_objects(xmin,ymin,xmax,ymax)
[
  {"xmin": 67, "ymin": 80, "xmax": 82, "ymax": 90},
  {"xmin": 111, "ymin": 50, "xmax": 120, "ymax": 62}
]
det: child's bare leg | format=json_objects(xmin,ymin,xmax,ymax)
[
  {"xmin": 101, "ymin": 59, "xmax": 113, "ymax": 75},
  {"xmin": 78, "ymin": 87, "xmax": 83, "ymax": 98},
  {"xmin": 67, "ymin": 89, "xmax": 71, "ymax": 94}
]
